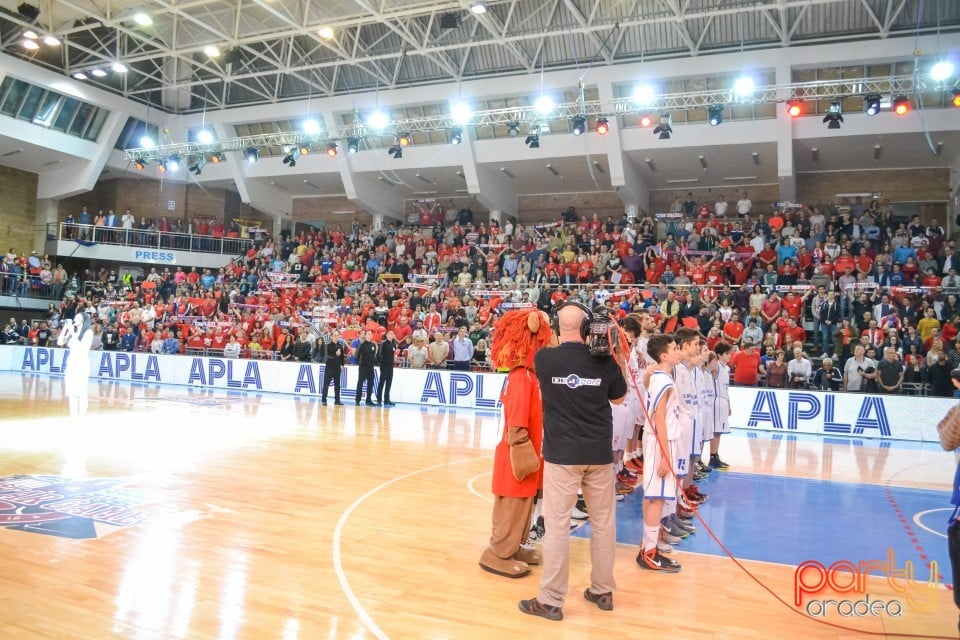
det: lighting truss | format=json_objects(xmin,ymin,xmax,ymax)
[{"xmin": 125, "ymin": 75, "xmax": 929, "ymax": 162}]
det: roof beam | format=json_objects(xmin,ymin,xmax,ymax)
[{"xmin": 563, "ymin": 0, "xmax": 612, "ymax": 64}]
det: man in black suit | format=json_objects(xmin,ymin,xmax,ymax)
[
  {"xmin": 322, "ymin": 330, "xmax": 346, "ymax": 405},
  {"xmin": 377, "ymin": 330, "xmax": 398, "ymax": 407},
  {"xmin": 355, "ymin": 330, "xmax": 379, "ymax": 406}
]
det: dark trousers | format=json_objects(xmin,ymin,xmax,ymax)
[
  {"xmin": 322, "ymin": 365, "xmax": 341, "ymax": 402},
  {"xmin": 377, "ymin": 366, "xmax": 393, "ymax": 403},
  {"xmin": 949, "ymin": 516, "xmax": 960, "ymax": 618},
  {"xmin": 356, "ymin": 365, "xmax": 375, "ymax": 402}
]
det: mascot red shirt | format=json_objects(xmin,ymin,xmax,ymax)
[{"xmin": 492, "ymin": 368, "xmax": 543, "ymax": 498}]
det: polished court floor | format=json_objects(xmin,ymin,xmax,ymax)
[{"xmin": 0, "ymin": 372, "xmax": 957, "ymax": 639}]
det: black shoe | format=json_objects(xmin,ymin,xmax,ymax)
[
  {"xmin": 334, "ymin": 401, "xmax": 344, "ymax": 406},
  {"xmin": 709, "ymin": 454, "xmax": 730, "ymax": 470},
  {"xmin": 636, "ymin": 549, "xmax": 682, "ymax": 573},
  {"xmin": 583, "ymin": 588, "xmax": 613, "ymax": 611},
  {"xmin": 366, "ymin": 400, "xmax": 379, "ymax": 406},
  {"xmin": 575, "ymin": 496, "xmax": 588, "ymax": 513},
  {"xmin": 384, "ymin": 402, "xmax": 396, "ymax": 407},
  {"xmin": 321, "ymin": 398, "xmax": 327, "ymax": 404},
  {"xmin": 518, "ymin": 598, "xmax": 562, "ymax": 621}
]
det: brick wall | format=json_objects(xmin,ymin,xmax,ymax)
[
  {"xmin": 517, "ymin": 191, "xmax": 625, "ymax": 223},
  {"xmin": 648, "ymin": 184, "xmax": 780, "ymax": 217},
  {"xmin": 796, "ymin": 169, "xmax": 949, "ymax": 205},
  {"xmin": 292, "ymin": 197, "xmax": 374, "ymax": 226},
  {"xmin": 0, "ymin": 165, "xmax": 38, "ymax": 255}
]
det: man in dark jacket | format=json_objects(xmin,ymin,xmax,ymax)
[
  {"xmin": 355, "ymin": 330, "xmax": 379, "ymax": 406},
  {"xmin": 322, "ymin": 330, "xmax": 346, "ymax": 405},
  {"xmin": 377, "ymin": 330, "xmax": 398, "ymax": 407},
  {"xmin": 292, "ymin": 332, "xmax": 313, "ymax": 362}
]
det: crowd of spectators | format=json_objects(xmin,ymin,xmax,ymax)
[{"xmin": 3, "ymin": 192, "xmax": 959, "ymax": 396}]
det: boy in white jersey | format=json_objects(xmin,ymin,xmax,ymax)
[
  {"xmin": 709, "ymin": 342, "xmax": 733, "ymax": 470},
  {"xmin": 625, "ymin": 310, "xmax": 657, "ymax": 474},
  {"xmin": 637, "ymin": 333, "xmax": 682, "ymax": 573},
  {"xmin": 612, "ymin": 315, "xmax": 643, "ymax": 495},
  {"xmin": 700, "ymin": 351, "xmax": 718, "ymax": 463},
  {"xmin": 664, "ymin": 327, "xmax": 701, "ymax": 539},
  {"xmin": 694, "ymin": 342, "xmax": 715, "ymax": 480}
]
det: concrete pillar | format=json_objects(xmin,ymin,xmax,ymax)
[{"xmin": 34, "ymin": 197, "xmax": 59, "ymax": 254}]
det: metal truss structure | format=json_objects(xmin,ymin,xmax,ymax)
[
  {"xmin": 2, "ymin": 0, "xmax": 958, "ymax": 113},
  {"xmin": 124, "ymin": 73, "xmax": 949, "ymax": 162}
]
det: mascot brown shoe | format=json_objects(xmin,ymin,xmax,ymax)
[
  {"xmin": 479, "ymin": 546, "xmax": 531, "ymax": 578},
  {"xmin": 512, "ymin": 545, "xmax": 542, "ymax": 566}
]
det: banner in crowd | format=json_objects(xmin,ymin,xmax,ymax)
[
  {"xmin": 5, "ymin": 346, "xmax": 952, "ymax": 439},
  {"xmin": 729, "ymin": 386, "xmax": 950, "ymax": 441}
]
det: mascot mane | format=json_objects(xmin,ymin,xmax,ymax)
[{"xmin": 490, "ymin": 308, "xmax": 553, "ymax": 370}]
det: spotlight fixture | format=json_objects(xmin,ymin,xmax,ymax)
[
  {"xmin": 325, "ymin": 142, "xmax": 338, "ymax": 157},
  {"xmin": 157, "ymin": 161, "xmax": 166, "ymax": 175},
  {"xmin": 244, "ymin": 147, "xmax": 260, "ymax": 163},
  {"xmin": 786, "ymin": 99, "xmax": 803, "ymax": 117},
  {"xmin": 303, "ymin": 118, "xmax": 321, "ymax": 135},
  {"xmin": 708, "ymin": 104, "xmax": 724, "ymax": 126},
  {"xmin": 570, "ymin": 115, "xmax": 586, "ymax": 136},
  {"xmin": 22, "ymin": 30, "xmax": 37, "ymax": 39},
  {"xmin": 734, "ymin": 76, "xmax": 755, "ymax": 96},
  {"xmin": 166, "ymin": 155, "xmax": 180, "ymax": 171},
  {"xmin": 449, "ymin": 127, "xmax": 463, "ymax": 145},
  {"xmin": 469, "ymin": 2, "xmax": 487, "ymax": 14},
  {"xmin": 595, "ymin": 117, "xmax": 609, "ymax": 135},
  {"xmin": 210, "ymin": 152, "xmax": 224, "ymax": 164},
  {"xmin": 90, "ymin": 68, "xmax": 107, "ymax": 77},
  {"xmin": 633, "ymin": 85, "xmax": 655, "ymax": 106},
  {"xmin": 42, "ymin": 35, "xmax": 59, "ymax": 46},
  {"xmin": 346, "ymin": 137, "xmax": 360, "ymax": 154},
  {"xmin": 299, "ymin": 143, "xmax": 311, "ymax": 156},
  {"xmin": 823, "ymin": 102, "xmax": 843, "ymax": 129},
  {"xmin": 653, "ymin": 113, "xmax": 672, "ymax": 140},
  {"xmin": 892, "ymin": 95, "xmax": 910, "ymax": 116},
  {"xmin": 196, "ymin": 129, "xmax": 214, "ymax": 144},
  {"xmin": 398, "ymin": 132, "xmax": 411, "ymax": 147},
  {"xmin": 21, "ymin": 39, "xmax": 39, "ymax": 50},
  {"xmin": 931, "ymin": 60, "xmax": 955, "ymax": 83},
  {"xmin": 133, "ymin": 158, "xmax": 145, "ymax": 171},
  {"xmin": 72, "ymin": 71, "xmax": 87, "ymax": 80},
  {"xmin": 282, "ymin": 147, "xmax": 297, "ymax": 167},
  {"xmin": 188, "ymin": 155, "xmax": 206, "ymax": 175},
  {"xmin": 388, "ymin": 143, "xmax": 403, "ymax": 159},
  {"xmin": 451, "ymin": 102, "xmax": 473, "ymax": 125},
  {"xmin": 318, "ymin": 26, "xmax": 334, "ymax": 39},
  {"xmin": 506, "ymin": 121, "xmax": 521, "ymax": 137},
  {"xmin": 112, "ymin": 62, "xmax": 128, "ymax": 73},
  {"xmin": 367, "ymin": 110, "xmax": 389, "ymax": 130},
  {"xmin": 864, "ymin": 94, "xmax": 881, "ymax": 116},
  {"xmin": 639, "ymin": 114, "xmax": 653, "ymax": 128},
  {"xmin": 17, "ymin": 3, "xmax": 40, "ymax": 22},
  {"xmin": 203, "ymin": 45, "xmax": 220, "ymax": 58},
  {"xmin": 534, "ymin": 95, "xmax": 554, "ymax": 115},
  {"xmin": 953, "ymin": 89, "xmax": 960, "ymax": 108},
  {"xmin": 140, "ymin": 135, "xmax": 156, "ymax": 148},
  {"xmin": 525, "ymin": 126, "xmax": 540, "ymax": 149},
  {"xmin": 133, "ymin": 12, "xmax": 152, "ymax": 26}
]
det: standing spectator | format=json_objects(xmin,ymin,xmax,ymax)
[
  {"xmin": 843, "ymin": 345, "xmax": 877, "ymax": 392},
  {"xmin": 223, "ymin": 334, "xmax": 241, "ymax": 358},
  {"xmin": 817, "ymin": 291, "xmax": 841, "ymax": 356},
  {"xmin": 407, "ymin": 332, "xmax": 429, "ymax": 369},
  {"xmin": 876, "ymin": 347, "xmax": 904, "ymax": 394},
  {"xmin": 730, "ymin": 341, "xmax": 763, "ymax": 386},
  {"xmin": 736, "ymin": 191, "xmax": 752, "ymax": 217},
  {"xmin": 450, "ymin": 326, "xmax": 474, "ymax": 370},
  {"xmin": 714, "ymin": 194, "xmax": 728, "ymax": 217},
  {"xmin": 765, "ymin": 351, "xmax": 787, "ymax": 388},
  {"xmin": 427, "ymin": 331, "xmax": 449, "ymax": 368},
  {"xmin": 355, "ymin": 330, "xmax": 379, "ymax": 406}
]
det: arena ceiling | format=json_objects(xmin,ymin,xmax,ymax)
[{"xmin": 0, "ymin": 0, "xmax": 958, "ymax": 113}]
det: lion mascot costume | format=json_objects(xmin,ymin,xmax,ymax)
[{"xmin": 479, "ymin": 307, "xmax": 554, "ymax": 578}]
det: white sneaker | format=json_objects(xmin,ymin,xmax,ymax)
[
  {"xmin": 615, "ymin": 493, "xmax": 625, "ymax": 502},
  {"xmin": 658, "ymin": 540, "xmax": 674, "ymax": 554},
  {"xmin": 571, "ymin": 505, "xmax": 589, "ymax": 520}
]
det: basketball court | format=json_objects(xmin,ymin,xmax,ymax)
[{"xmin": 0, "ymin": 371, "xmax": 955, "ymax": 639}]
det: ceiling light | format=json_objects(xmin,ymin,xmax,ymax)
[
  {"xmin": 398, "ymin": 132, "xmax": 411, "ymax": 147},
  {"xmin": 534, "ymin": 95, "xmax": 554, "ymax": 115},
  {"xmin": 318, "ymin": 26, "xmax": 334, "ymax": 39},
  {"xmin": 245, "ymin": 147, "xmax": 260, "ymax": 163},
  {"xmin": 450, "ymin": 127, "xmax": 463, "ymax": 145},
  {"xmin": 931, "ymin": 60, "xmax": 955, "ymax": 83},
  {"xmin": 157, "ymin": 161, "xmax": 166, "ymax": 175},
  {"xmin": 43, "ymin": 35, "xmax": 60, "ymax": 46},
  {"xmin": 633, "ymin": 84, "xmax": 655, "ymax": 106},
  {"xmin": 595, "ymin": 117, "xmax": 609, "ymax": 135},
  {"xmin": 892, "ymin": 95, "xmax": 910, "ymax": 116},
  {"xmin": 299, "ymin": 143, "xmax": 311, "ymax": 156},
  {"xmin": 22, "ymin": 30, "xmax": 38, "ymax": 40},
  {"xmin": 133, "ymin": 13, "xmax": 153, "ymax": 26},
  {"xmin": 347, "ymin": 137, "xmax": 360, "ymax": 154},
  {"xmin": 823, "ymin": 102, "xmax": 843, "ymax": 129},
  {"xmin": 367, "ymin": 110, "xmax": 389, "ymax": 130},
  {"xmin": 210, "ymin": 152, "xmax": 224, "ymax": 164},
  {"xmin": 525, "ymin": 126, "xmax": 540, "ymax": 149},
  {"xmin": 734, "ymin": 76, "xmax": 755, "ymax": 96},
  {"xmin": 506, "ymin": 121, "xmax": 520, "ymax": 137},
  {"xmin": 133, "ymin": 159, "xmax": 145, "ymax": 171},
  {"xmin": 639, "ymin": 114, "xmax": 652, "ymax": 127},
  {"xmin": 188, "ymin": 155, "xmax": 206, "ymax": 175},
  {"xmin": 953, "ymin": 89, "xmax": 960, "ymax": 108},
  {"xmin": 653, "ymin": 113, "xmax": 672, "ymax": 139},
  {"xmin": 197, "ymin": 129, "xmax": 214, "ymax": 144},
  {"xmin": 451, "ymin": 101, "xmax": 473, "ymax": 125},
  {"xmin": 140, "ymin": 136, "xmax": 155, "ymax": 148},
  {"xmin": 786, "ymin": 99, "xmax": 802, "ymax": 117},
  {"xmin": 570, "ymin": 115, "xmax": 586, "ymax": 136},
  {"xmin": 90, "ymin": 68, "xmax": 107, "ymax": 77},
  {"xmin": 166, "ymin": 155, "xmax": 180, "ymax": 171},
  {"xmin": 72, "ymin": 71, "xmax": 87, "ymax": 80},
  {"xmin": 326, "ymin": 142, "xmax": 338, "ymax": 157},
  {"xmin": 203, "ymin": 45, "xmax": 220, "ymax": 57},
  {"xmin": 388, "ymin": 144, "xmax": 403, "ymax": 159},
  {"xmin": 112, "ymin": 62, "xmax": 128, "ymax": 73},
  {"xmin": 864, "ymin": 94, "xmax": 881, "ymax": 116},
  {"xmin": 21, "ymin": 39, "xmax": 39, "ymax": 50},
  {"xmin": 303, "ymin": 118, "xmax": 321, "ymax": 135},
  {"xmin": 708, "ymin": 104, "xmax": 724, "ymax": 126},
  {"xmin": 469, "ymin": 3, "xmax": 487, "ymax": 14}
]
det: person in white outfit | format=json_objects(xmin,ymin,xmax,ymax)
[{"xmin": 57, "ymin": 313, "xmax": 92, "ymax": 417}]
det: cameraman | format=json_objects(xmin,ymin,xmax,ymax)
[{"xmin": 519, "ymin": 302, "xmax": 627, "ymax": 621}]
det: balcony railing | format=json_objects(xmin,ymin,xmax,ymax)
[{"xmin": 46, "ymin": 222, "xmax": 266, "ymax": 256}]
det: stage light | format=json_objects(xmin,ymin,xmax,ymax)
[
  {"xmin": 244, "ymin": 147, "xmax": 260, "ymax": 163},
  {"xmin": 786, "ymin": 99, "xmax": 802, "ymax": 117},
  {"xmin": 595, "ymin": 117, "xmax": 609, "ymax": 135},
  {"xmin": 506, "ymin": 121, "xmax": 520, "ymax": 137},
  {"xmin": 347, "ymin": 137, "xmax": 360, "ymax": 154},
  {"xmin": 203, "ymin": 45, "xmax": 220, "ymax": 58},
  {"xmin": 450, "ymin": 127, "xmax": 463, "ymax": 145},
  {"xmin": 639, "ymin": 114, "xmax": 652, "ymax": 127},
  {"xmin": 318, "ymin": 26, "xmax": 334, "ymax": 39},
  {"xmin": 210, "ymin": 152, "xmax": 224, "ymax": 163},
  {"xmin": 22, "ymin": 30, "xmax": 37, "ymax": 39},
  {"xmin": 133, "ymin": 158, "xmax": 145, "ymax": 171},
  {"xmin": 953, "ymin": 89, "xmax": 960, "ymax": 108},
  {"xmin": 823, "ymin": 102, "xmax": 843, "ymax": 129},
  {"xmin": 188, "ymin": 155, "xmax": 206, "ymax": 175},
  {"xmin": 166, "ymin": 155, "xmax": 180, "ymax": 171},
  {"xmin": 21, "ymin": 39, "xmax": 39, "ymax": 50},
  {"xmin": 302, "ymin": 118, "xmax": 321, "ymax": 135},
  {"xmin": 367, "ymin": 110, "xmax": 389, "ymax": 130},
  {"xmin": 525, "ymin": 126, "xmax": 540, "ymax": 149},
  {"xmin": 43, "ymin": 35, "xmax": 60, "ymax": 46},
  {"xmin": 140, "ymin": 135, "xmax": 155, "ymax": 148},
  {"xmin": 570, "ymin": 115, "xmax": 586, "ymax": 136},
  {"xmin": 708, "ymin": 104, "xmax": 724, "ymax": 126},
  {"xmin": 398, "ymin": 132, "xmax": 411, "ymax": 147},
  {"xmin": 864, "ymin": 94, "xmax": 881, "ymax": 116},
  {"xmin": 534, "ymin": 95, "xmax": 554, "ymax": 115},
  {"xmin": 451, "ymin": 102, "xmax": 473, "ymax": 125},
  {"xmin": 133, "ymin": 12, "xmax": 152, "ymax": 26},
  {"xmin": 326, "ymin": 142, "xmax": 338, "ymax": 157},
  {"xmin": 931, "ymin": 60, "xmax": 955, "ymax": 82},
  {"xmin": 282, "ymin": 146, "xmax": 297, "ymax": 167},
  {"xmin": 299, "ymin": 143, "xmax": 311, "ymax": 156},
  {"xmin": 157, "ymin": 162, "xmax": 166, "ymax": 175},
  {"xmin": 90, "ymin": 68, "xmax": 107, "ymax": 77},
  {"xmin": 388, "ymin": 143, "xmax": 403, "ymax": 159},
  {"xmin": 892, "ymin": 95, "xmax": 910, "ymax": 116},
  {"xmin": 633, "ymin": 85, "xmax": 655, "ymax": 106},
  {"xmin": 734, "ymin": 76, "xmax": 755, "ymax": 96},
  {"xmin": 112, "ymin": 62, "xmax": 128, "ymax": 73},
  {"xmin": 17, "ymin": 3, "xmax": 40, "ymax": 22},
  {"xmin": 72, "ymin": 71, "xmax": 87, "ymax": 80},
  {"xmin": 469, "ymin": 2, "xmax": 487, "ymax": 14},
  {"xmin": 197, "ymin": 129, "xmax": 214, "ymax": 144},
  {"xmin": 653, "ymin": 113, "xmax": 672, "ymax": 140}
]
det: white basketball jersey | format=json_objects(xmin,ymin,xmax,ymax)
[{"xmin": 647, "ymin": 370, "xmax": 682, "ymax": 442}]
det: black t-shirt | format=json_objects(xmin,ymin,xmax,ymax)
[
  {"xmin": 535, "ymin": 342, "xmax": 627, "ymax": 465},
  {"xmin": 877, "ymin": 358, "xmax": 903, "ymax": 388}
]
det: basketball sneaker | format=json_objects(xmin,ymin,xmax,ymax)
[
  {"xmin": 693, "ymin": 468, "xmax": 706, "ymax": 481},
  {"xmin": 670, "ymin": 513, "xmax": 696, "ymax": 534},
  {"xmin": 571, "ymin": 504, "xmax": 589, "ymax": 521},
  {"xmin": 625, "ymin": 457, "xmax": 644, "ymax": 473},
  {"xmin": 697, "ymin": 460, "xmax": 713, "ymax": 474},
  {"xmin": 660, "ymin": 529, "xmax": 682, "ymax": 545},
  {"xmin": 617, "ymin": 469, "xmax": 638, "ymax": 487},
  {"xmin": 615, "ymin": 493, "xmax": 625, "ymax": 502},
  {"xmin": 636, "ymin": 549, "xmax": 681, "ymax": 573},
  {"xmin": 678, "ymin": 503, "xmax": 698, "ymax": 520},
  {"xmin": 709, "ymin": 454, "xmax": 730, "ymax": 470},
  {"xmin": 528, "ymin": 516, "xmax": 545, "ymax": 543},
  {"xmin": 658, "ymin": 540, "xmax": 674, "ymax": 554},
  {"xmin": 583, "ymin": 588, "xmax": 614, "ymax": 611},
  {"xmin": 518, "ymin": 598, "xmax": 563, "ymax": 621},
  {"xmin": 661, "ymin": 516, "xmax": 689, "ymax": 539},
  {"xmin": 615, "ymin": 481, "xmax": 634, "ymax": 495}
]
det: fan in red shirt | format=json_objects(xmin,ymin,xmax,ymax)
[{"xmin": 730, "ymin": 342, "xmax": 762, "ymax": 386}]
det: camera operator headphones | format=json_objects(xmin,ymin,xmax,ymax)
[{"xmin": 551, "ymin": 299, "xmax": 593, "ymax": 341}]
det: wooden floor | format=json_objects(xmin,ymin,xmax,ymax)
[{"xmin": 0, "ymin": 374, "xmax": 956, "ymax": 640}]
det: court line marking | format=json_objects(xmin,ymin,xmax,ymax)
[
  {"xmin": 333, "ymin": 455, "xmax": 492, "ymax": 640},
  {"xmin": 913, "ymin": 508, "xmax": 952, "ymax": 540},
  {"xmin": 466, "ymin": 471, "xmax": 493, "ymax": 503}
]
